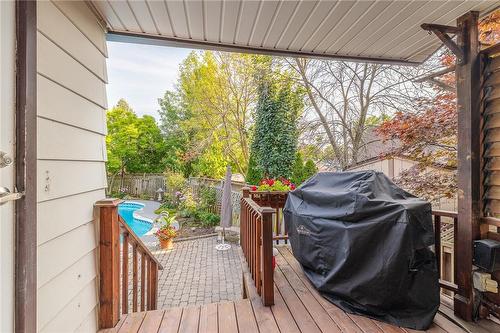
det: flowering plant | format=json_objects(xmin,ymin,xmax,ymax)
[
  {"xmin": 155, "ymin": 226, "xmax": 177, "ymax": 240},
  {"xmin": 155, "ymin": 212, "xmax": 177, "ymax": 240},
  {"xmin": 251, "ymin": 178, "xmax": 296, "ymax": 192}
]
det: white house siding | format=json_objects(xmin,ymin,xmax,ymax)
[
  {"xmin": 0, "ymin": 1, "xmax": 16, "ymax": 332},
  {"xmin": 36, "ymin": 1, "xmax": 107, "ymax": 332}
]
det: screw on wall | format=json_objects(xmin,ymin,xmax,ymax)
[{"xmin": 45, "ymin": 171, "xmax": 50, "ymax": 192}]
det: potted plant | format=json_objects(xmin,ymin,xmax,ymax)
[{"xmin": 155, "ymin": 212, "xmax": 178, "ymax": 250}]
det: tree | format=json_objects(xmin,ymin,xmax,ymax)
[
  {"xmin": 303, "ymin": 159, "xmax": 318, "ymax": 181},
  {"xmin": 376, "ymin": 13, "xmax": 499, "ymax": 201},
  {"xmin": 287, "ymin": 58, "xmax": 428, "ymax": 170},
  {"xmin": 251, "ymin": 67, "xmax": 304, "ymax": 179},
  {"xmin": 162, "ymin": 51, "xmax": 265, "ymax": 176},
  {"xmin": 245, "ymin": 152, "xmax": 263, "ymax": 185},
  {"xmin": 106, "ymin": 99, "xmax": 139, "ymax": 189},
  {"xmin": 106, "ymin": 99, "xmax": 169, "ymax": 190},
  {"xmin": 290, "ymin": 152, "xmax": 305, "ymax": 185}
]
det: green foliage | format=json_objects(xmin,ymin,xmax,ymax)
[
  {"xmin": 290, "ymin": 152, "xmax": 305, "ymax": 185},
  {"xmin": 197, "ymin": 212, "xmax": 220, "ymax": 227},
  {"xmin": 303, "ymin": 159, "xmax": 318, "ymax": 181},
  {"xmin": 192, "ymin": 137, "xmax": 229, "ymax": 178},
  {"xmin": 251, "ymin": 69, "xmax": 304, "ymax": 179},
  {"xmin": 199, "ymin": 186, "xmax": 217, "ymax": 209},
  {"xmin": 106, "ymin": 99, "xmax": 168, "ymax": 176},
  {"xmin": 245, "ymin": 152, "xmax": 263, "ymax": 185},
  {"xmin": 165, "ymin": 171, "xmax": 186, "ymax": 193},
  {"xmin": 257, "ymin": 179, "xmax": 291, "ymax": 191}
]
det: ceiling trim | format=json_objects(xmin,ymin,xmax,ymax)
[{"xmin": 106, "ymin": 30, "xmax": 422, "ymax": 66}]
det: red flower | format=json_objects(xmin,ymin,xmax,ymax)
[
  {"xmin": 250, "ymin": 185, "xmax": 257, "ymax": 191},
  {"xmin": 267, "ymin": 179, "xmax": 275, "ymax": 186},
  {"xmin": 290, "ymin": 184, "xmax": 296, "ymax": 190}
]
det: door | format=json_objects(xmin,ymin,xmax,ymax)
[{"xmin": 0, "ymin": 1, "xmax": 17, "ymax": 332}]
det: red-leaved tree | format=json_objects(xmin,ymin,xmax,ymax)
[{"xmin": 377, "ymin": 11, "xmax": 499, "ymax": 201}]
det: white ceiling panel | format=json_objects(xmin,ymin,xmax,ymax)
[
  {"xmin": 91, "ymin": 0, "xmax": 500, "ymax": 64},
  {"xmin": 146, "ymin": 0, "xmax": 174, "ymax": 35}
]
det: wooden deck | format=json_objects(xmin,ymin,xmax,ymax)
[{"xmin": 101, "ymin": 245, "xmax": 500, "ymax": 333}]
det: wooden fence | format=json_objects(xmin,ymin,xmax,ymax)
[{"xmin": 108, "ymin": 173, "xmax": 166, "ymax": 198}]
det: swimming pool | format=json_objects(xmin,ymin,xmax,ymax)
[{"xmin": 118, "ymin": 201, "xmax": 153, "ymax": 237}]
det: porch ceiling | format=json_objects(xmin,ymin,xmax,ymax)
[{"xmin": 89, "ymin": 0, "xmax": 498, "ymax": 65}]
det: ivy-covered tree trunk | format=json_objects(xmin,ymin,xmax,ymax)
[{"xmin": 251, "ymin": 71, "xmax": 303, "ymax": 179}]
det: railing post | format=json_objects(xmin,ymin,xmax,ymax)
[
  {"xmin": 261, "ymin": 207, "xmax": 275, "ymax": 306},
  {"xmin": 150, "ymin": 261, "xmax": 158, "ymax": 310},
  {"xmin": 95, "ymin": 198, "xmax": 123, "ymax": 329}
]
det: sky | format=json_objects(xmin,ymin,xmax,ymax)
[{"xmin": 106, "ymin": 41, "xmax": 194, "ymax": 119}]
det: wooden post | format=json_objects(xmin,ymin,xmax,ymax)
[
  {"xmin": 150, "ymin": 261, "xmax": 158, "ymax": 310},
  {"xmin": 96, "ymin": 199, "xmax": 123, "ymax": 328},
  {"xmin": 261, "ymin": 207, "xmax": 275, "ymax": 306},
  {"xmin": 455, "ymin": 11, "xmax": 480, "ymax": 321}
]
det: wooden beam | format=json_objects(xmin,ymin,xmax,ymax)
[
  {"xmin": 421, "ymin": 23, "xmax": 465, "ymax": 64},
  {"xmin": 455, "ymin": 11, "xmax": 481, "ymax": 322},
  {"xmin": 15, "ymin": 1, "xmax": 37, "ymax": 332},
  {"xmin": 421, "ymin": 23, "xmax": 461, "ymax": 35}
]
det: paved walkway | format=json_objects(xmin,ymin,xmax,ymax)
[{"xmin": 152, "ymin": 236, "xmax": 242, "ymax": 309}]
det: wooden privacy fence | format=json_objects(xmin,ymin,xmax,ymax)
[
  {"xmin": 96, "ymin": 199, "xmax": 163, "ymax": 329},
  {"xmin": 240, "ymin": 189, "xmax": 461, "ymax": 307},
  {"xmin": 108, "ymin": 173, "xmax": 166, "ymax": 198}
]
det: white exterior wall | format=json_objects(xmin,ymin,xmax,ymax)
[
  {"xmin": 37, "ymin": 1, "xmax": 108, "ymax": 332},
  {"xmin": 0, "ymin": 1, "xmax": 16, "ymax": 332}
]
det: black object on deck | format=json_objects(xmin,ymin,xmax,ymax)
[{"xmin": 284, "ymin": 171, "xmax": 439, "ymax": 330}]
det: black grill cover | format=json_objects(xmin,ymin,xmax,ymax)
[{"xmin": 284, "ymin": 171, "xmax": 439, "ymax": 330}]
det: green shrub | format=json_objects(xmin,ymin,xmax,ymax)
[
  {"xmin": 198, "ymin": 211, "xmax": 220, "ymax": 227},
  {"xmin": 165, "ymin": 171, "xmax": 186, "ymax": 193},
  {"xmin": 199, "ymin": 185, "xmax": 217, "ymax": 210}
]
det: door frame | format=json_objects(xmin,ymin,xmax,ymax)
[{"xmin": 15, "ymin": 1, "xmax": 37, "ymax": 332}]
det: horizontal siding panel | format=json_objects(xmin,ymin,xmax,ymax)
[
  {"xmin": 38, "ymin": 117, "xmax": 106, "ymax": 161},
  {"xmin": 38, "ymin": 222, "xmax": 97, "ymax": 288},
  {"xmin": 484, "ymin": 143, "xmax": 500, "ymax": 158},
  {"xmin": 485, "ymin": 158, "xmax": 500, "ymax": 171},
  {"xmin": 38, "ymin": 75, "xmax": 106, "ymax": 135},
  {"xmin": 485, "ymin": 186, "xmax": 500, "ymax": 200},
  {"xmin": 75, "ymin": 307, "xmax": 98, "ymax": 333},
  {"xmin": 39, "ymin": 279, "xmax": 98, "ymax": 333},
  {"xmin": 485, "ymin": 71, "xmax": 500, "ymax": 88},
  {"xmin": 53, "ymin": 0, "xmax": 107, "ymax": 56},
  {"xmin": 37, "ymin": 189, "xmax": 105, "ymax": 245},
  {"xmin": 485, "ymin": 128, "xmax": 500, "ymax": 143},
  {"xmin": 486, "ymin": 84, "xmax": 500, "ymax": 104},
  {"xmin": 486, "ymin": 200, "xmax": 500, "ymax": 215},
  {"xmin": 37, "ymin": 160, "xmax": 107, "ymax": 202},
  {"xmin": 37, "ymin": 32, "xmax": 107, "ymax": 108},
  {"xmin": 484, "ymin": 99, "xmax": 500, "ymax": 116},
  {"xmin": 38, "ymin": 250, "xmax": 97, "ymax": 329},
  {"xmin": 484, "ymin": 113, "xmax": 500, "ymax": 130},
  {"xmin": 485, "ymin": 172, "xmax": 500, "ymax": 187},
  {"xmin": 38, "ymin": 1, "xmax": 107, "ymax": 82}
]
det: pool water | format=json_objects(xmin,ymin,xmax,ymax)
[{"xmin": 118, "ymin": 202, "xmax": 153, "ymax": 237}]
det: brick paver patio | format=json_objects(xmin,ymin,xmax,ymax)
[{"xmin": 151, "ymin": 236, "xmax": 242, "ymax": 309}]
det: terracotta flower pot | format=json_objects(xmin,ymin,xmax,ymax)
[{"xmin": 159, "ymin": 238, "xmax": 174, "ymax": 250}]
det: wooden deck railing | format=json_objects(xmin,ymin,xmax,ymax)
[
  {"xmin": 240, "ymin": 189, "xmax": 275, "ymax": 305},
  {"xmin": 241, "ymin": 190, "xmax": 461, "ymax": 307},
  {"xmin": 432, "ymin": 210, "xmax": 459, "ymax": 294},
  {"xmin": 96, "ymin": 199, "xmax": 163, "ymax": 329}
]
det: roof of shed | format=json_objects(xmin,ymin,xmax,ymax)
[{"xmin": 90, "ymin": 0, "xmax": 498, "ymax": 64}]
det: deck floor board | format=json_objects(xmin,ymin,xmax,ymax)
[{"xmin": 101, "ymin": 245, "xmax": 500, "ymax": 333}]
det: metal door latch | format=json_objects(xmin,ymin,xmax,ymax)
[
  {"xmin": 0, "ymin": 187, "xmax": 23, "ymax": 205},
  {"xmin": 0, "ymin": 152, "xmax": 13, "ymax": 168}
]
